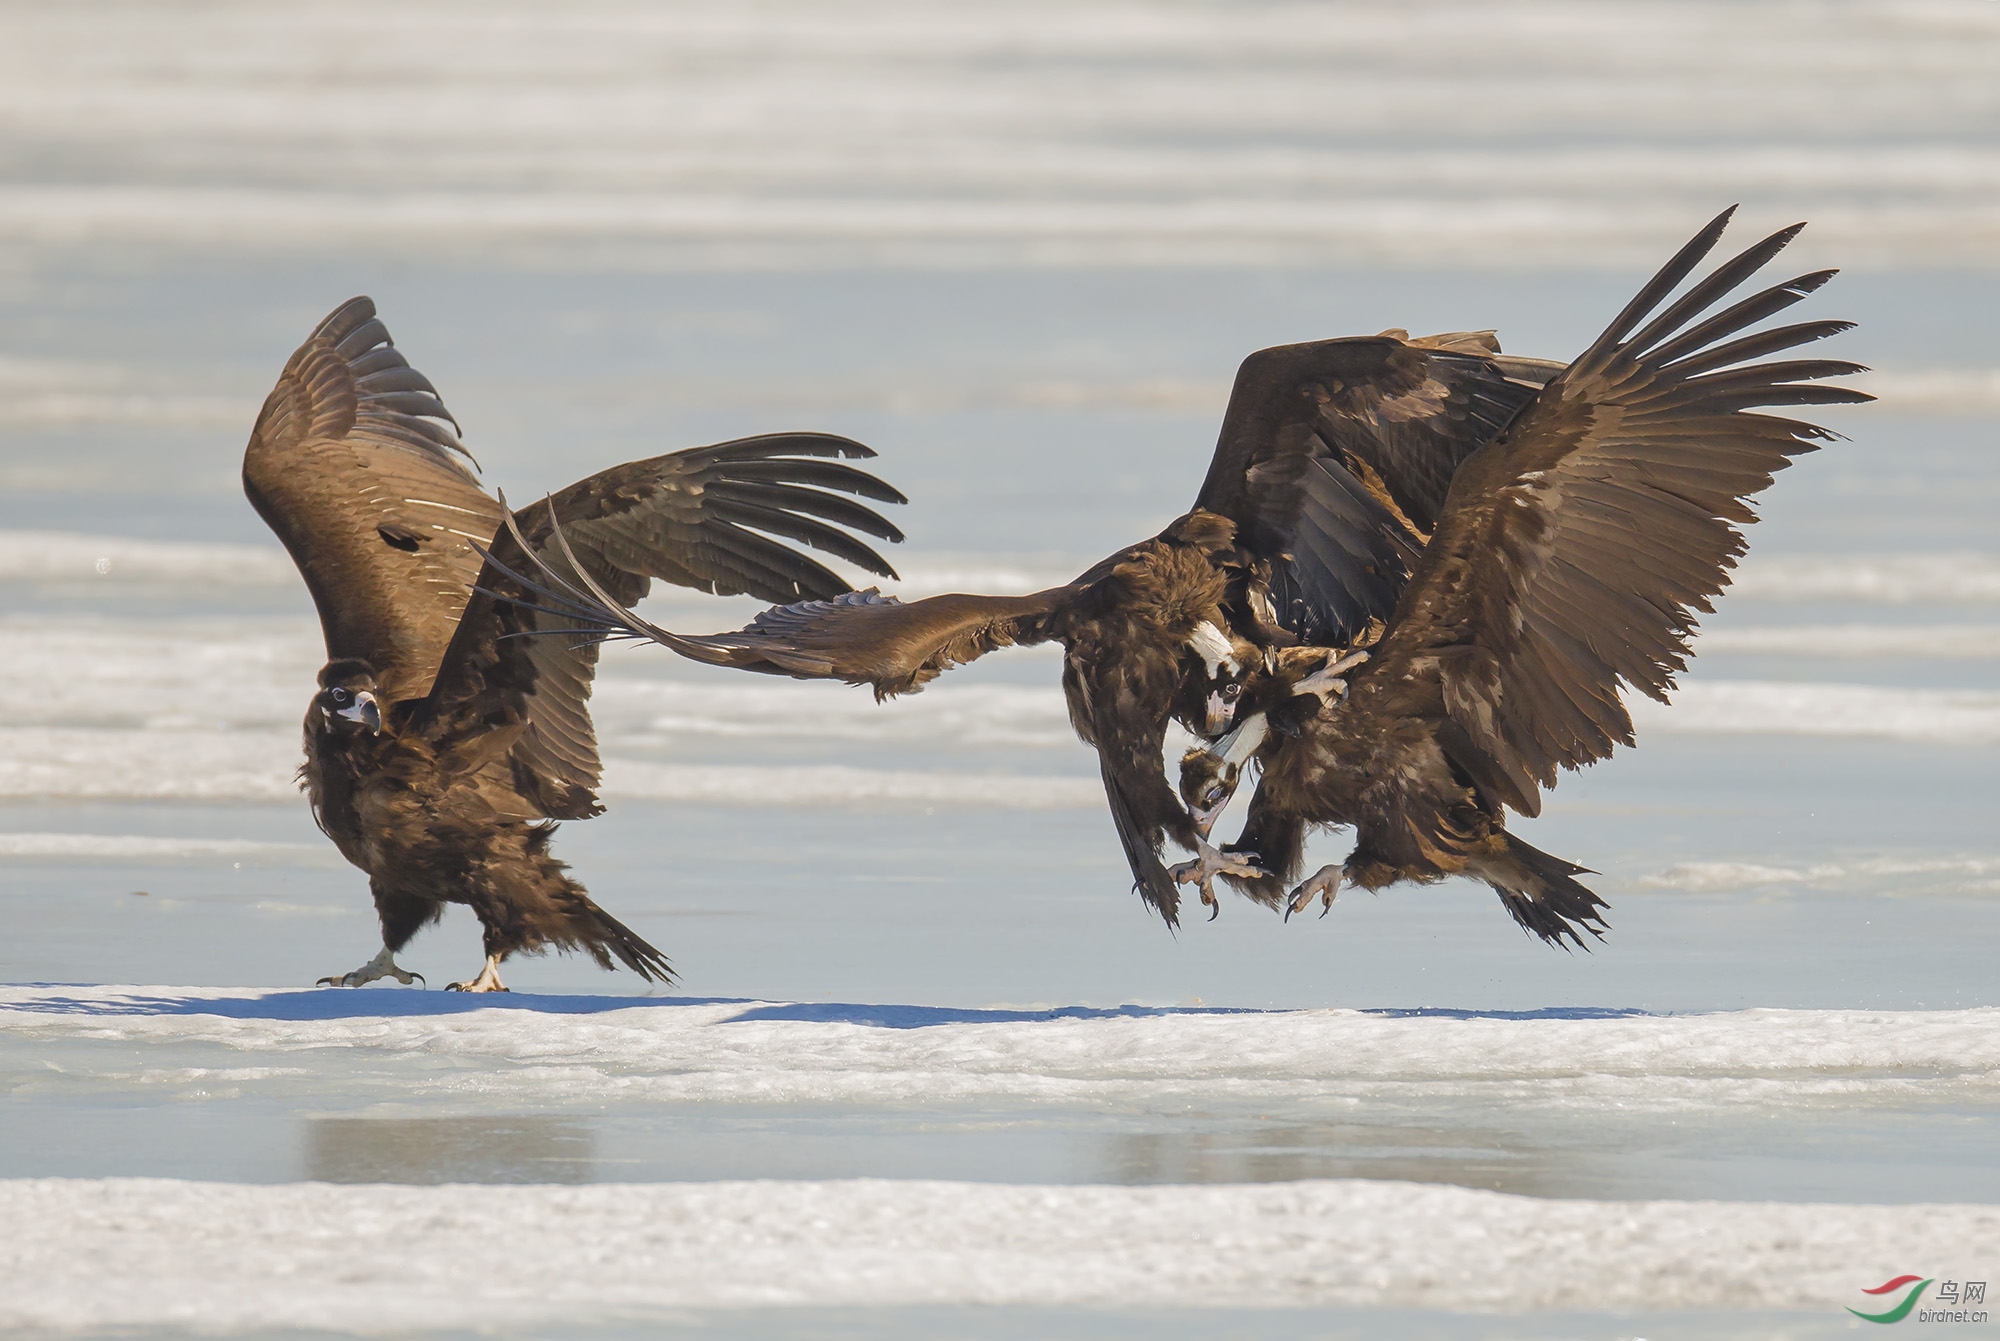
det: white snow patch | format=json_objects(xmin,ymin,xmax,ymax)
[
  {"xmin": 0, "ymin": 728, "xmax": 1090, "ymax": 809},
  {"xmin": 1644, "ymin": 856, "xmax": 2000, "ymax": 895},
  {"xmin": 0, "ymin": 832, "xmax": 319, "ymax": 861},
  {"xmin": 0, "ymin": 531, "xmax": 1074, "ymax": 609},
  {"xmin": 1632, "ymin": 680, "xmax": 2000, "ymax": 744},
  {"xmin": 0, "ymin": 727, "xmax": 303, "ymax": 801},
  {"xmin": 1643, "ymin": 862, "xmax": 1837, "ymax": 892},
  {"xmin": 1728, "ymin": 553, "xmax": 2000, "ymax": 603},
  {"xmin": 0, "ymin": 356, "xmax": 252, "ymax": 428},
  {"xmin": 0, "ymin": 615, "xmax": 323, "ymax": 729},
  {"xmin": 2, "ymin": 3, "xmax": 1996, "ymax": 268},
  {"xmin": 1693, "ymin": 622, "xmax": 2000, "ymax": 658},
  {"xmin": 596, "ymin": 677, "xmax": 1074, "ymax": 747},
  {"xmin": 603, "ymin": 760, "xmax": 1096, "ymax": 809},
  {"xmin": 0, "ymin": 532, "xmax": 295, "ymax": 586},
  {"xmin": 0, "ymin": 1175, "xmax": 1993, "ymax": 1329},
  {"xmin": 6, "ymin": 186, "xmax": 1991, "ymax": 269},
  {"xmin": 1860, "ymin": 368, "xmax": 2000, "ymax": 417},
  {"xmin": 4, "ymin": 989, "xmax": 1995, "ymax": 1113}
]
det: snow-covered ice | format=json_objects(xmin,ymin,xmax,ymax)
[
  {"xmin": 7, "ymin": 987, "xmax": 1997, "ymax": 1112},
  {"xmin": 6, "ymin": 989, "xmax": 1999, "ymax": 1331},
  {"xmin": 5, "ymin": 1175, "xmax": 1996, "ymax": 1331}
]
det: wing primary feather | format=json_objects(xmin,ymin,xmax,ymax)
[
  {"xmin": 714, "ymin": 457, "xmax": 910, "ymax": 505},
  {"xmin": 708, "ymin": 480, "xmax": 908, "ymax": 543},
  {"xmin": 694, "ymin": 432, "xmax": 885, "ymax": 464},
  {"xmin": 1619, "ymin": 222, "xmax": 1805, "ymax": 355},
  {"xmin": 702, "ymin": 498, "xmax": 902, "ymax": 576},
  {"xmin": 333, "ymin": 317, "xmax": 393, "ymax": 360},
  {"xmin": 1573, "ymin": 206, "xmax": 1737, "ymax": 370},
  {"xmin": 312, "ymin": 296, "xmax": 378, "ymax": 344},
  {"xmin": 1658, "ymin": 320, "xmax": 1857, "ymax": 376},
  {"xmin": 1644, "ymin": 271, "xmax": 1837, "ymax": 368}
]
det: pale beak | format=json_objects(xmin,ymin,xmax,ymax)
[
  {"xmin": 1204, "ymin": 690, "xmax": 1235, "ymax": 736},
  {"xmin": 336, "ymin": 691, "xmax": 382, "ymax": 734}
]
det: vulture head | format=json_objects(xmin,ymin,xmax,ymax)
[
  {"xmin": 1179, "ymin": 748, "xmax": 1239, "ymax": 839},
  {"xmin": 315, "ymin": 659, "xmax": 383, "ymax": 735},
  {"xmin": 1184, "ymin": 620, "xmax": 1256, "ymax": 736},
  {"xmin": 1178, "ymin": 709, "xmax": 1270, "ymax": 838}
]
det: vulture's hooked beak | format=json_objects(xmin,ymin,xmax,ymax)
[
  {"xmin": 337, "ymin": 691, "xmax": 382, "ymax": 734},
  {"xmin": 1203, "ymin": 688, "xmax": 1235, "ymax": 737}
]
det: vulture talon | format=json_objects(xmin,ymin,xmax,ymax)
[
  {"xmin": 445, "ymin": 955, "xmax": 510, "ymax": 993},
  {"xmin": 1293, "ymin": 649, "xmax": 1368, "ymax": 705},
  {"xmin": 1286, "ymin": 865, "xmax": 1345, "ymax": 921},
  {"xmin": 316, "ymin": 947, "xmax": 424, "ymax": 988},
  {"xmin": 1169, "ymin": 841, "xmax": 1269, "ymax": 920}
]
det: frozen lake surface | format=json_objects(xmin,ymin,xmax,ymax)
[
  {"xmin": 6, "ymin": 988, "xmax": 1999, "ymax": 1338},
  {"xmin": 2, "ymin": 1, "xmax": 1997, "ymax": 1336}
]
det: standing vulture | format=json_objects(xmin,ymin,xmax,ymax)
[
  {"xmin": 1174, "ymin": 209, "xmax": 1869, "ymax": 945},
  {"xmin": 245, "ymin": 297, "xmax": 906, "ymax": 990},
  {"xmin": 495, "ymin": 327, "xmax": 1567, "ymax": 926}
]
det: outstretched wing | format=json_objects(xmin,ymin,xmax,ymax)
[
  {"xmin": 1355, "ymin": 208, "xmax": 1871, "ymax": 816},
  {"xmin": 497, "ymin": 559, "xmax": 1071, "ymax": 700},
  {"xmin": 425, "ymin": 439, "xmax": 912, "ymax": 819},
  {"xmin": 243, "ymin": 297, "xmax": 504, "ymax": 702},
  {"xmin": 1193, "ymin": 332, "xmax": 1550, "ymax": 646}
]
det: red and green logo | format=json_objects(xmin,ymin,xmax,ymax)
[{"xmin": 1848, "ymin": 1275, "xmax": 1932, "ymax": 1324}]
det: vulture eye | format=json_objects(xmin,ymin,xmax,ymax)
[
  {"xmin": 1221, "ymin": 683, "xmax": 1242, "ymax": 700},
  {"xmin": 329, "ymin": 688, "xmax": 349, "ymax": 703}
]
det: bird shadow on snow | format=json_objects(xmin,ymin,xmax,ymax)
[{"xmin": 0, "ymin": 987, "xmax": 1658, "ymax": 1027}]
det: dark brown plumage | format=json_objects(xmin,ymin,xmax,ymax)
[
  {"xmin": 246, "ymin": 297, "xmax": 906, "ymax": 990},
  {"xmin": 1179, "ymin": 209, "xmax": 1870, "ymax": 945},
  {"xmin": 513, "ymin": 329, "xmax": 1562, "ymax": 926}
]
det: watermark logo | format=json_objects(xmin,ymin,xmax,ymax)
[
  {"xmin": 1848, "ymin": 1275, "xmax": 1988, "ymax": 1325},
  {"xmin": 1849, "ymin": 1276, "xmax": 1931, "ymax": 1324}
]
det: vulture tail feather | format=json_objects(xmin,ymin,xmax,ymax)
[{"xmin": 1466, "ymin": 832, "xmax": 1609, "ymax": 951}]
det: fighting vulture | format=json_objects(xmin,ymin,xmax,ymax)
[
  {"xmin": 496, "ymin": 323, "xmax": 1567, "ymax": 926},
  {"xmin": 516, "ymin": 209, "xmax": 1867, "ymax": 946},
  {"xmin": 1171, "ymin": 209, "xmax": 1870, "ymax": 944},
  {"xmin": 245, "ymin": 297, "xmax": 905, "ymax": 990}
]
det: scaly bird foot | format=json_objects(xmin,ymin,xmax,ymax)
[
  {"xmin": 446, "ymin": 954, "xmax": 509, "ymax": 993},
  {"xmin": 317, "ymin": 945, "xmax": 424, "ymax": 988},
  {"xmin": 1285, "ymin": 864, "xmax": 1345, "ymax": 922},
  {"xmin": 1169, "ymin": 841, "xmax": 1269, "ymax": 920},
  {"xmin": 1293, "ymin": 650, "xmax": 1369, "ymax": 705}
]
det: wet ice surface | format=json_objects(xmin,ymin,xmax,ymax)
[{"xmin": 8, "ymin": 985, "xmax": 2000, "ymax": 1209}]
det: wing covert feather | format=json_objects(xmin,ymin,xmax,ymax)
[
  {"xmin": 1194, "ymin": 334, "xmax": 1543, "ymax": 645},
  {"xmin": 242, "ymin": 296, "xmax": 503, "ymax": 702}
]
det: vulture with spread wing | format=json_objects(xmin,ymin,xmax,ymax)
[
  {"xmin": 502, "ymin": 326, "xmax": 1566, "ymax": 926},
  {"xmin": 1173, "ymin": 209, "xmax": 1869, "ymax": 945},
  {"xmin": 245, "ymin": 297, "xmax": 905, "ymax": 990}
]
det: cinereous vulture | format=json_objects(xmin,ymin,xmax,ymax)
[
  {"xmin": 245, "ymin": 298, "xmax": 906, "ymax": 989},
  {"xmin": 1175, "ymin": 208, "xmax": 1869, "ymax": 946}
]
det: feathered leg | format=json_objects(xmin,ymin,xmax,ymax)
[{"xmin": 316, "ymin": 886, "xmax": 437, "ymax": 987}]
